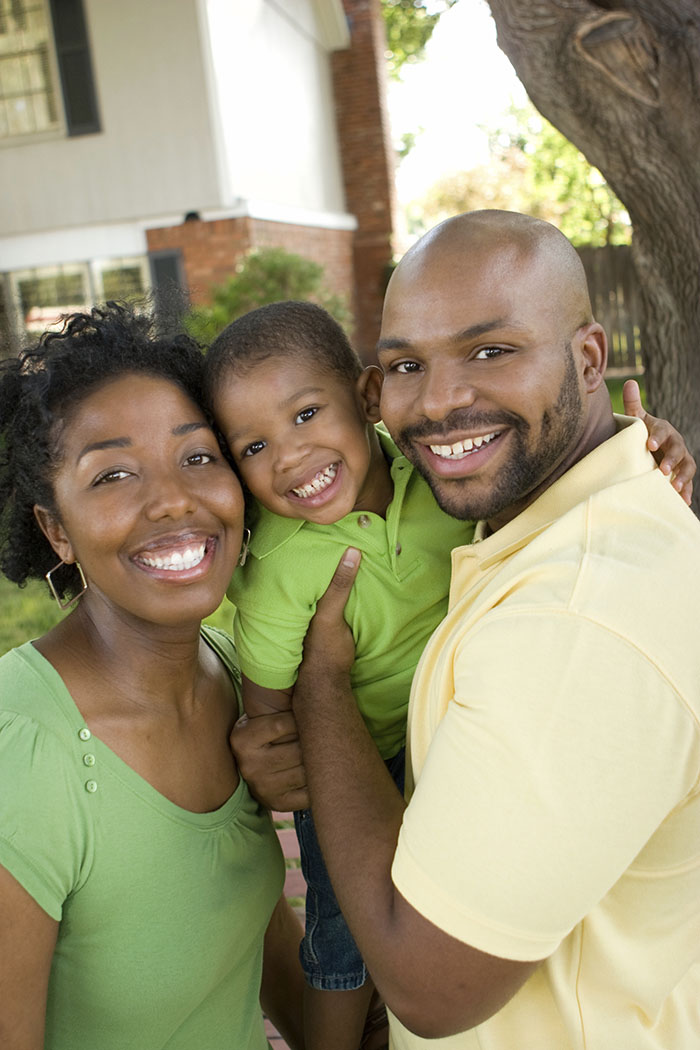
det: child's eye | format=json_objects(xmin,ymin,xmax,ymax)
[
  {"xmin": 391, "ymin": 361, "xmax": 422, "ymax": 374},
  {"xmin": 242, "ymin": 441, "xmax": 266, "ymax": 458},
  {"xmin": 92, "ymin": 468, "xmax": 131, "ymax": 486},
  {"xmin": 295, "ymin": 407, "xmax": 318, "ymax": 424}
]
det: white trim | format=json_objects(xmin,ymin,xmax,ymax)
[
  {"xmin": 144, "ymin": 200, "xmax": 358, "ymax": 232},
  {"xmin": 0, "ymin": 223, "xmax": 148, "ymax": 272},
  {"xmin": 312, "ymin": 0, "xmax": 350, "ymax": 50},
  {"xmin": 194, "ymin": 0, "xmax": 233, "ymax": 210}
]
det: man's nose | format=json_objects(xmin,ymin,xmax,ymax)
[{"xmin": 417, "ymin": 363, "xmax": 477, "ymax": 422}]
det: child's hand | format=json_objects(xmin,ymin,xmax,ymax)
[
  {"xmin": 231, "ymin": 711, "xmax": 309, "ymax": 812},
  {"xmin": 623, "ymin": 379, "xmax": 695, "ymax": 505}
]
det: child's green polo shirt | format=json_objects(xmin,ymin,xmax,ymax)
[{"xmin": 227, "ymin": 426, "xmax": 475, "ymax": 759}]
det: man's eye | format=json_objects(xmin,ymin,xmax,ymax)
[
  {"xmin": 392, "ymin": 361, "xmax": 422, "ymax": 374},
  {"xmin": 295, "ymin": 407, "xmax": 318, "ymax": 424},
  {"xmin": 242, "ymin": 441, "xmax": 266, "ymax": 458},
  {"xmin": 93, "ymin": 468, "xmax": 131, "ymax": 485},
  {"xmin": 475, "ymin": 346, "xmax": 507, "ymax": 360}
]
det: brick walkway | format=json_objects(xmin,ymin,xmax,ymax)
[{"xmin": 266, "ymin": 812, "xmax": 305, "ymax": 1048}]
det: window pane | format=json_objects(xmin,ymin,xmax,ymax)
[
  {"xmin": 16, "ymin": 266, "xmax": 88, "ymax": 334},
  {"xmin": 101, "ymin": 264, "xmax": 146, "ymax": 302},
  {"xmin": 0, "ymin": 0, "xmax": 60, "ymax": 138}
]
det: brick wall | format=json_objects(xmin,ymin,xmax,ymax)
[{"xmin": 145, "ymin": 217, "xmax": 354, "ymax": 308}]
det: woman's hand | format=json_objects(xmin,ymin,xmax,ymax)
[{"xmin": 623, "ymin": 380, "xmax": 696, "ymax": 505}]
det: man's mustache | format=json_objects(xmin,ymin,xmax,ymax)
[{"xmin": 395, "ymin": 409, "xmax": 529, "ymax": 443}]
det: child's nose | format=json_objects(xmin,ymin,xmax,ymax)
[{"xmin": 272, "ymin": 435, "xmax": 309, "ymax": 473}]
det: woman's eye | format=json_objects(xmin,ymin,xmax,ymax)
[
  {"xmin": 295, "ymin": 407, "xmax": 318, "ymax": 424},
  {"xmin": 93, "ymin": 468, "xmax": 131, "ymax": 486},
  {"xmin": 242, "ymin": 441, "xmax": 266, "ymax": 458},
  {"xmin": 186, "ymin": 451, "xmax": 215, "ymax": 466}
]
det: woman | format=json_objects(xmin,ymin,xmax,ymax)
[{"xmin": 0, "ymin": 304, "xmax": 304, "ymax": 1049}]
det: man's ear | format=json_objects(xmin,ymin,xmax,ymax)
[
  {"xmin": 33, "ymin": 505, "xmax": 76, "ymax": 565},
  {"xmin": 356, "ymin": 366, "xmax": 384, "ymax": 424},
  {"xmin": 578, "ymin": 323, "xmax": 608, "ymax": 393}
]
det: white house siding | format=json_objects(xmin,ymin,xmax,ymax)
[
  {"xmin": 201, "ymin": 0, "xmax": 349, "ymax": 216},
  {"xmin": 1, "ymin": 0, "xmax": 221, "ymax": 245}
]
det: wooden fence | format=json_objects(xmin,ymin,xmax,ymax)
[{"xmin": 577, "ymin": 244, "xmax": 643, "ymax": 375}]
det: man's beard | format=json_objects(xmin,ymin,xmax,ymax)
[{"xmin": 394, "ymin": 344, "xmax": 584, "ymax": 523}]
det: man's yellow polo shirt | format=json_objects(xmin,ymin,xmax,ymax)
[
  {"xmin": 391, "ymin": 418, "xmax": 700, "ymax": 1049},
  {"xmin": 228, "ymin": 426, "xmax": 474, "ymax": 759}
]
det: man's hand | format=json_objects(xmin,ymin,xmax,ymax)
[
  {"xmin": 230, "ymin": 711, "xmax": 309, "ymax": 812},
  {"xmin": 623, "ymin": 379, "xmax": 695, "ymax": 505},
  {"xmin": 298, "ymin": 547, "xmax": 361, "ymax": 687}
]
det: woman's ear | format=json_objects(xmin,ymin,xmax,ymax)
[
  {"xmin": 356, "ymin": 366, "xmax": 384, "ymax": 424},
  {"xmin": 33, "ymin": 506, "xmax": 76, "ymax": 565},
  {"xmin": 578, "ymin": 322, "xmax": 608, "ymax": 393}
]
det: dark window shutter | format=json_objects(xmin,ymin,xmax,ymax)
[
  {"xmin": 48, "ymin": 0, "xmax": 100, "ymax": 136},
  {"xmin": 149, "ymin": 251, "xmax": 189, "ymax": 323}
]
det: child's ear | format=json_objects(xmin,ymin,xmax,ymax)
[
  {"xmin": 356, "ymin": 366, "xmax": 383, "ymax": 424},
  {"xmin": 33, "ymin": 505, "xmax": 77, "ymax": 566}
]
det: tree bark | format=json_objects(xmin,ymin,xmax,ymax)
[{"xmin": 485, "ymin": 0, "xmax": 700, "ymax": 514}]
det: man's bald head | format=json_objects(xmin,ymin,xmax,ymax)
[{"xmin": 389, "ymin": 210, "xmax": 593, "ymax": 338}]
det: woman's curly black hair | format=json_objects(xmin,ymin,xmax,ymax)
[{"xmin": 0, "ymin": 302, "xmax": 208, "ymax": 602}]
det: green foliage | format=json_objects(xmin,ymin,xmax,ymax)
[
  {"xmin": 0, "ymin": 576, "xmax": 65, "ymax": 656},
  {"xmin": 413, "ymin": 101, "xmax": 632, "ymax": 246},
  {"xmin": 0, "ymin": 572, "xmax": 235, "ymax": 657},
  {"xmin": 185, "ymin": 247, "xmax": 352, "ymax": 347},
  {"xmin": 382, "ymin": 0, "xmax": 458, "ymax": 79}
]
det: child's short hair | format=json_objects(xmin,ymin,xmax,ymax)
[{"xmin": 203, "ymin": 301, "xmax": 363, "ymax": 403}]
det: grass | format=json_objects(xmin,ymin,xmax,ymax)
[{"xmin": 0, "ymin": 574, "xmax": 235, "ymax": 658}]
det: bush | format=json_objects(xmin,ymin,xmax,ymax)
[{"xmin": 185, "ymin": 247, "xmax": 353, "ymax": 345}]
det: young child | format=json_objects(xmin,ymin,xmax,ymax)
[
  {"xmin": 203, "ymin": 300, "xmax": 473, "ymax": 1050},
  {"xmin": 203, "ymin": 299, "xmax": 692, "ymax": 1050}
]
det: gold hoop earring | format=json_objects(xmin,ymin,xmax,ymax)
[
  {"xmin": 45, "ymin": 561, "xmax": 88, "ymax": 610},
  {"xmin": 238, "ymin": 528, "xmax": 251, "ymax": 567}
]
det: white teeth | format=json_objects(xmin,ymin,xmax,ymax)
[
  {"xmin": 430, "ymin": 432, "xmax": 498, "ymax": 460},
  {"xmin": 139, "ymin": 544, "xmax": 206, "ymax": 571},
  {"xmin": 292, "ymin": 463, "xmax": 338, "ymax": 499}
]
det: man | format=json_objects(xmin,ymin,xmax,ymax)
[{"xmin": 237, "ymin": 211, "xmax": 700, "ymax": 1048}]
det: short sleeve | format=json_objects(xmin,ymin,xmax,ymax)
[
  {"xmin": 392, "ymin": 611, "xmax": 700, "ymax": 961},
  {"xmin": 0, "ymin": 713, "xmax": 92, "ymax": 920},
  {"xmin": 227, "ymin": 557, "xmax": 324, "ymax": 691}
]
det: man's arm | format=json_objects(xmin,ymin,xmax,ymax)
[
  {"xmin": 623, "ymin": 379, "xmax": 695, "ymax": 504},
  {"xmin": 291, "ymin": 549, "xmax": 540, "ymax": 1039}
]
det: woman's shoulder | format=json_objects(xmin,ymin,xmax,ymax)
[
  {"xmin": 201, "ymin": 625, "xmax": 241, "ymax": 683},
  {"xmin": 0, "ymin": 641, "xmax": 70, "ymax": 722}
]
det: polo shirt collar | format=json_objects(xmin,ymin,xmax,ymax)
[
  {"xmin": 463, "ymin": 416, "xmax": 653, "ymax": 568},
  {"xmin": 247, "ymin": 424, "xmax": 408, "ymax": 559}
]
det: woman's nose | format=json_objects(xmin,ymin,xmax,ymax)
[{"xmin": 144, "ymin": 472, "xmax": 197, "ymax": 520}]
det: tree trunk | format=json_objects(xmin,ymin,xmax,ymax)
[{"xmin": 485, "ymin": 0, "xmax": 700, "ymax": 514}]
